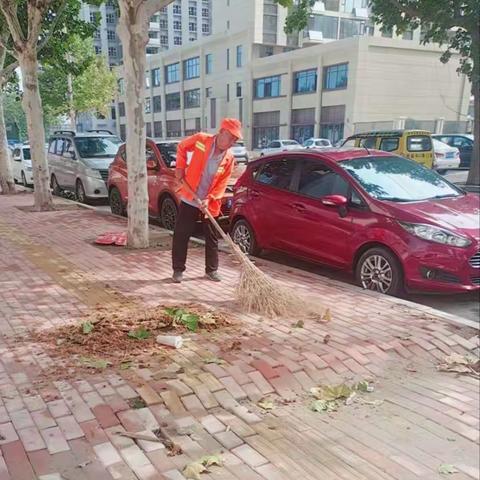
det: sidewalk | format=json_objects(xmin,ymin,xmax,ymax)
[{"xmin": 0, "ymin": 192, "xmax": 478, "ymax": 480}]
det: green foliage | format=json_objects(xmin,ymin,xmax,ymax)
[
  {"xmin": 165, "ymin": 307, "xmax": 200, "ymax": 332},
  {"xmin": 2, "ymin": 85, "xmax": 27, "ymax": 140},
  {"xmin": 127, "ymin": 327, "xmax": 152, "ymax": 340}
]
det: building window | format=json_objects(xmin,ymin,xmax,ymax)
[
  {"xmin": 293, "ymin": 69, "xmax": 317, "ymax": 94},
  {"xmin": 202, "ymin": 7, "xmax": 209, "ymax": 17},
  {"xmin": 147, "ymin": 47, "xmax": 159, "ymax": 55},
  {"xmin": 120, "ymin": 124, "xmax": 126, "ymax": 141},
  {"xmin": 239, "ymin": 98, "xmax": 243, "ymax": 123},
  {"xmin": 210, "ymin": 98, "xmax": 216, "ymax": 128},
  {"xmin": 160, "ymin": 35, "xmax": 168, "ymax": 45},
  {"xmin": 108, "ymin": 47, "xmax": 117, "ymax": 57},
  {"xmin": 173, "ymin": 20, "xmax": 182, "ymax": 30},
  {"xmin": 173, "ymin": 4, "xmax": 181, "ymax": 14},
  {"xmin": 226, "ymin": 48, "xmax": 230, "ymax": 70},
  {"xmin": 166, "ymin": 92, "xmax": 181, "ymax": 111},
  {"xmin": 189, "ymin": 5, "xmax": 196, "ymax": 15},
  {"xmin": 308, "ymin": 14, "xmax": 338, "ymax": 40},
  {"xmin": 402, "ymin": 29, "xmax": 413, "ymax": 40},
  {"xmin": 111, "ymin": 106, "xmax": 116, "ymax": 120},
  {"xmin": 323, "ymin": 63, "xmax": 348, "ymax": 90},
  {"xmin": 205, "ymin": 87, "xmax": 212, "ymax": 98},
  {"xmin": 236, "ymin": 82, "xmax": 242, "ymax": 97},
  {"xmin": 253, "ymin": 110, "xmax": 280, "ymax": 148},
  {"xmin": 382, "ymin": 26, "xmax": 393, "ymax": 38},
  {"xmin": 118, "ymin": 78, "xmax": 125, "ymax": 94},
  {"xmin": 226, "ymin": 84, "xmax": 230, "ymax": 102},
  {"xmin": 174, "ymin": 36, "xmax": 182, "ymax": 45},
  {"xmin": 145, "ymin": 97, "xmax": 151, "ymax": 114},
  {"xmin": 339, "ymin": 18, "xmax": 364, "ymax": 39},
  {"xmin": 153, "ymin": 95, "xmax": 161, "ymax": 112},
  {"xmin": 107, "ymin": 29, "xmax": 116, "ymax": 40},
  {"xmin": 291, "ymin": 108, "xmax": 315, "ymax": 144},
  {"xmin": 89, "ymin": 12, "xmax": 97, "ymax": 23},
  {"xmin": 145, "ymin": 123, "xmax": 151, "ymax": 138},
  {"xmin": 159, "ymin": 19, "xmax": 168, "ymax": 29},
  {"xmin": 148, "ymin": 31, "xmax": 159, "ymax": 39},
  {"xmin": 202, "ymin": 23, "xmax": 210, "ymax": 33},
  {"xmin": 151, "ymin": 14, "xmax": 159, "ymax": 22},
  {"xmin": 165, "ymin": 63, "xmax": 180, "ymax": 83},
  {"xmin": 236, "ymin": 45, "xmax": 243, "ymax": 67},
  {"xmin": 119, "ymin": 102, "xmax": 125, "ymax": 117},
  {"xmin": 94, "ymin": 29, "xmax": 101, "ymax": 39},
  {"xmin": 320, "ymin": 105, "xmax": 345, "ymax": 144},
  {"xmin": 184, "ymin": 117, "xmax": 201, "ymax": 136},
  {"xmin": 254, "ymin": 75, "xmax": 281, "ymax": 98},
  {"xmin": 183, "ymin": 57, "xmax": 200, "ymax": 79},
  {"xmin": 145, "ymin": 72, "xmax": 150, "ymax": 88},
  {"xmin": 205, "ymin": 53, "xmax": 213, "ymax": 74},
  {"xmin": 227, "ymin": 20, "xmax": 230, "ymax": 29},
  {"xmin": 167, "ymin": 119, "xmax": 182, "ymax": 138},
  {"xmin": 106, "ymin": 13, "xmax": 116, "ymax": 24},
  {"xmin": 184, "ymin": 88, "xmax": 201, "ymax": 108},
  {"xmin": 154, "ymin": 121, "xmax": 162, "ymax": 138},
  {"xmin": 263, "ymin": 0, "xmax": 278, "ymax": 44},
  {"xmin": 189, "ymin": 22, "xmax": 197, "ymax": 32},
  {"xmin": 95, "ymin": 45, "xmax": 102, "ymax": 54},
  {"xmin": 151, "ymin": 68, "xmax": 160, "ymax": 87}
]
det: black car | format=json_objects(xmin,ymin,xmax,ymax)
[{"xmin": 432, "ymin": 134, "xmax": 474, "ymax": 168}]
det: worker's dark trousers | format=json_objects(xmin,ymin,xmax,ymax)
[{"xmin": 172, "ymin": 202, "xmax": 219, "ymax": 274}]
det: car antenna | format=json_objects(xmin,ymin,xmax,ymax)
[{"xmin": 362, "ymin": 144, "xmax": 371, "ymax": 155}]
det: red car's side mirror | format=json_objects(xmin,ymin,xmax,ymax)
[{"xmin": 321, "ymin": 195, "xmax": 348, "ymax": 208}]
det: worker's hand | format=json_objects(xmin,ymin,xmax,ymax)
[{"xmin": 200, "ymin": 198, "xmax": 210, "ymax": 211}]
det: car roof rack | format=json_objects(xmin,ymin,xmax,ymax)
[
  {"xmin": 53, "ymin": 130, "xmax": 76, "ymax": 136},
  {"xmin": 86, "ymin": 129, "xmax": 114, "ymax": 135}
]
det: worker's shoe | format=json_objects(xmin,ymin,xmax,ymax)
[
  {"xmin": 205, "ymin": 271, "xmax": 221, "ymax": 282},
  {"xmin": 172, "ymin": 271, "xmax": 183, "ymax": 283}
]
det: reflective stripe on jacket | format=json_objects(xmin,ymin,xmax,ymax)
[{"xmin": 176, "ymin": 132, "xmax": 234, "ymax": 216}]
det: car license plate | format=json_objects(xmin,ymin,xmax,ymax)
[{"xmin": 446, "ymin": 152, "xmax": 454, "ymax": 159}]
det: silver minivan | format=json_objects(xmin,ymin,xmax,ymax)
[{"xmin": 47, "ymin": 130, "xmax": 122, "ymax": 203}]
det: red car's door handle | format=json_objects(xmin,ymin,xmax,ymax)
[{"xmin": 292, "ymin": 202, "xmax": 306, "ymax": 212}]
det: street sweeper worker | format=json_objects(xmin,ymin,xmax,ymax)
[{"xmin": 172, "ymin": 118, "xmax": 243, "ymax": 284}]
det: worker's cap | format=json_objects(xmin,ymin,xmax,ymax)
[{"xmin": 220, "ymin": 118, "xmax": 243, "ymax": 140}]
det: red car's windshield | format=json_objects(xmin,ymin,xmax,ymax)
[{"xmin": 341, "ymin": 156, "xmax": 463, "ymax": 202}]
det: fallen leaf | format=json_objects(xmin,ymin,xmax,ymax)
[
  {"xmin": 180, "ymin": 313, "xmax": 199, "ymax": 332},
  {"xmin": 76, "ymin": 460, "xmax": 91, "ymax": 468},
  {"xmin": 128, "ymin": 327, "xmax": 151, "ymax": 340},
  {"xmin": 292, "ymin": 320, "xmax": 304, "ymax": 328},
  {"xmin": 82, "ymin": 321, "xmax": 94, "ymax": 334},
  {"xmin": 323, "ymin": 334, "xmax": 331, "ymax": 344},
  {"xmin": 128, "ymin": 397, "xmax": 147, "ymax": 409},
  {"xmin": 120, "ymin": 361, "xmax": 133, "ymax": 370},
  {"xmin": 310, "ymin": 399, "xmax": 337, "ymax": 412},
  {"xmin": 183, "ymin": 462, "xmax": 207, "ymax": 480},
  {"xmin": 200, "ymin": 454, "xmax": 223, "ymax": 468},
  {"xmin": 204, "ymin": 357, "xmax": 225, "ymax": 365},
  {"xmin": 79, "ymin": 357, "xmax": 110, "ymax": 369},
  {"xmin": 257, "ymin": 399, "xmax": 275, "ymax": 411},
  {"xmin": 321, "ymin": 309, "xmax": 332, "ymax": 322},
  {"xmin": 438, "ymin": 464, "xmax": 458, "ymax": 475},
  {"xmin": 313, "ymin": 384, "xmax": 353, "ymax": 401},
  {"xmin": 356, "ymin": 381, "xmax": 374, "ymax": 393},
  {"xmin": 345, "ymin": 392, "xmax": 357, "ymax": 405}
]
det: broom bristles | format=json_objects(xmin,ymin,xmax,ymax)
[{"xmin": 229, "ymin": 239, "xmax": 321, "ymax": 318}]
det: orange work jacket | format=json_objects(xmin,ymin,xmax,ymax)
[{"xmin": 176, "ymin": 132, "xmax": 235, "ymax": 216}]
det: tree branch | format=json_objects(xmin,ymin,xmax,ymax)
[
  {"xmin": 0, "ymin": 0, "xmax": 25, "ymax": 48},
  {"xmin": 35, "ymin": 0, "xmax": 67, "ymax": 51}
]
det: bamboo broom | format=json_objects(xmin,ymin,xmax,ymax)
[{"xmin": 183, "ymin": 183, "xmax": 322, "ymax": 318}]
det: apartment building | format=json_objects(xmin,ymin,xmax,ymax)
[{"xmin": 115, "ymin": 22, "xmax": 471, "ymax": 150}]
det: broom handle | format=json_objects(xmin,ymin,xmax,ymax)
[{"xmin": 181, "ymin": 181, "xmax": 232, "ymax": 243}]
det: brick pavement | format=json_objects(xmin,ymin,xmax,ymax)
[{"xmin": 0, "ymin": 193, "xmax": 479, "ymax": 480}]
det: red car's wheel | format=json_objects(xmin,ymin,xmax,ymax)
[
  {"xmin": 160, "ymin": 196, "xmax": 178, "ymax": 231},
  {"xmin": 356, "ymin": 247, "xmax": 403, "ymax": 296},
  {"xmin": 109, "ymin": 187, "xmax": 126, "ymax": 217},
  {"xmin": 231, "ymin": 219, "xmax": 261, "ymax": 256}
]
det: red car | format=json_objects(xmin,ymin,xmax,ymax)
[
  {"xmin": 230, "ymin": 149, "xmax": 480, "ymax": 295},
  {"xmin": 107, "ymin": 139, "xmax": 236, "ymax": 229}
]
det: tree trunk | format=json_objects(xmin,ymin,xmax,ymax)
[
  {"xmin": 67, "ymin": 72, "xmax": 76, "ymax": 130},
  {"xmin": 0, "ymin": 88, "xmax": 16, "ymax": 194},
  {"xmin": 117, "ymin": 4, "xmax": 150, "ymax": 248},
  {"xmin": 467, "ymin": 31, "xmax": 479, "ymax": 186},
  {"xmin": 18, "ymin": 48, "xmax": 54, "ymax": 210}
]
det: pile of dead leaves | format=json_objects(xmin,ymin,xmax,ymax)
[
  {"xmin": 437, "ymin": 353, "xmax": 480, "ymax": 378},
  {"xmin": 30, "ymin": 303, "xmax": 230, "ymax": 371}
]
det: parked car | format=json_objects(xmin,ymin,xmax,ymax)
[
  {"xmin": 47, "ymin": 130, "xmax": 123, "ymax": 203},
  {"xmin": 303, "ymin": 138, "xmax": 333, "ymax": 149},
  {"xmin": 342, "ymin": 130, "xmax": 434, "ymax": 168},
  {"xmin": 107, "ymin": 138, "xmax": 236, "ymax": 230},
  {"xmin": 432, "ymin": 134, "xmax": 474, "ymax": 168},
  {"xmin": 231, "ymin": 141, "xmax": 249, "ymax": 163},
  {"xmin": 11, "ymin": 144, "xmax": 33, "ymax": 187},
  {"xmin": 230, "ymin": 150, "xmax": 480, "ymax": 295},
  {"xmin": 260, "ymin": 139, "xmax": 303, "ymax": 156},
  {"xmin": 156, "ymin": 141, "xmax": 179, "ymax": 168},
  {"xmin": 432, "ymin": 138, "xmax": 461, "ymax": 174}
]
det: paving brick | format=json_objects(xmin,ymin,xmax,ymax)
[
  {"xmin": 17, "ymin": 426, "xmax": 46, "ymax": 452},
  {"xmin": 93, "ymin": 441, "xmax": 123, "ymax": 467},
  {"xmin": 160, "ymin": 391, "xmax": 186, "ymax": 416},
  {"xmin": 250, "ymin": 360, "xmax": 279, "ymax": 380},
  {"xmin": 0, "ymin": 422, "xmax": 19, "ymax": 445},
  {"xmin": 120, "ymin": 444, "xmax": 151, "ymax": 470},
  {"xmin": 46, "ymin": 400, "xmax": 70, "ymax": 418},
  {"xmin": 1, "ymin": 440, "xmax": 36, "ymax": 480},
  {"xmin": 137, "ymin": 384, "xmax": 163, "ymax": 406},
  {"xmin": 214, "ymin": 430, "xmax": 244, "ymax": 449},
  {"xmin": 32, "ymin": 410, "xmax": 57, "ymax": 430},
  {"xmin": 92, "ymin": 404, "xmax": 120, "ymax": 429},
  {"xmin": 220, "ymin": 376, "xmax": 248, "ymax": 400},
  {"xmin": 80, "ymin": 420, "xmax": 109, "ymax": 445},
  {"xmin": 56, "ymin": 415, "xmax": 84, "ymax": 440},
  {"xmin": 192, "ymin": 385, "xmax": 219, "ymax": 410},
  {"xmin": 200, "ymin": 414, "xmax": 225, "ymax": 435},
  {"xmin": 248, "ymin": 371, "xmax": 275, "ymax": 395},
  {"xmin": 232, "ymin": 444, "xmax": 269, "ymax": 468},
  {"xmin": 40, "ymin": 426, "xmax": 70, "ymax": 454}
]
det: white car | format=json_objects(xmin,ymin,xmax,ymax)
[
  {"xmin": 11, "ymin": 144, "xmax": 33, "ymax": 187},
  {"xmin": 260, "ymin": 139, "xmax": 303, "ymax": 156},
  {"xmin": 303, "ymin": 138, "xmax": 333, "ymax": 149},
  {"xmin": 432, "ymin": 138, "xmax": 460, "ymax": 174},
  {"xmin": 231, "ymin": 140, "xmax": 249, "ymax": 163}
]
